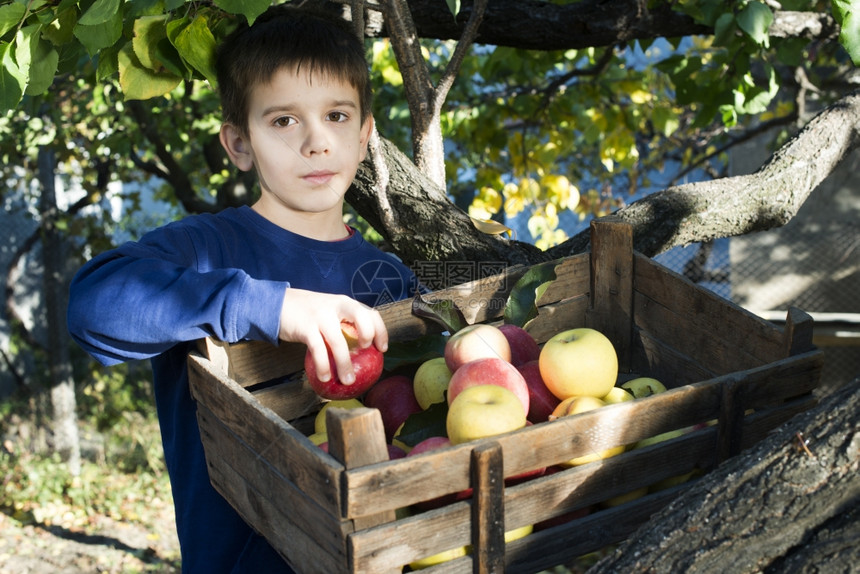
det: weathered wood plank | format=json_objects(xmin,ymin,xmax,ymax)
[
  {"xmin": 587, "ymin": 217, "xmax": 634, "ymax": 370},
  {"xmin": 634, "ymin": 253, "xmax": 786, "ymax": 364},
  {"xmin": 197, "ymin": 404, "xmax": 351, "ymax": 559},
  {"xmin": 470, "ymin": 442, "xmax": 505, "ymax": 574},
  {"xmin": 188, "ymin": 353, "xmax": 344, "ymax": 515}
]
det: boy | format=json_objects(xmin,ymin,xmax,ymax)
[{"xmin": 67, "ymin": 6, "xmax": 419, "ymax": 572}]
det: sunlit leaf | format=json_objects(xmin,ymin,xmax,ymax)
[
  {"xmin": 833, "ymin": 0, "xmax": 860, "ymax": 65},
  {"xmin": 0, "ymin": 42, "xmax": 25, "ymax": 111},
  {"xmin": 23, "ymin": 34, "xmax": 58, "ymax": 95},
  {"xmin": 737, "ymin": 2, "xmax": 773, "ymax": 47},
  {"xmin": 470, "ymin": 216, "xmax": 513, "ymax": 237},
  {"xmin": 0, "ymin": 3, "xmax": 27, "ymax": 38},
  {"xmin": 78, "ymin": 0, "xmax": 121, "ymax": 26},
  {"xmin": 173, "ymin": 15, "xmax": 217, "ymax": 85},
  {"xmin": 118, "ymin": 42, "xmax": 181, "ymax": 100}
]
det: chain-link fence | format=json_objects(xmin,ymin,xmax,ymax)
[{"xmin": 656, "ymin": 217, "xmax": 860, "ymax": 396}]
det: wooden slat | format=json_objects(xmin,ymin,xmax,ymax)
[
  {"xmin": 197, "ymin": 337, "xmax": 306, "ymax": 386},
  {"xmin": 630, "ymin": 327, "xmax": 717, "ymax": 387},
  {"xmin": 587, "ymin": 217, "xmax": 634, "ymax": 370},
  {"xmin": 470, "ymin": 442, "xmax": 505, "ymax": 574},
  {"xmin": 522, "ymin": 295, "xmax": 589, "ymax": 345},
  {"xmin": 783, "ymin": 306, "xmax": 816, "ymax": 356},
  {"xmin": 633, "ymin": 253, "xmax": 786, "ymax": 364},
  {"xmin": 251, "ymin": 375, "xmax": 322, "ymax": 422},
  {"xmin": 343, "ymin": 381, "xmax": 725, "ymax": 517},
  {"xmin": 188, "ymin": 353, "xmax": 344, "ymax": 515},
  {"xmin": 197, "ymin": 404, "xmax": 350, "ymax": 560}
]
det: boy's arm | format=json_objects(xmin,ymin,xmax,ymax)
[{"xmin": 67, "ymin": 228, "xmax": 286, "ymax": 365}]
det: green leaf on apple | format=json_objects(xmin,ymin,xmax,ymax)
[
  {"xmin": 396, "ymin": 401, "xmax": 449, "ymax": 448},
  {"xmin": 383, "ymin": 334, "xmax": 448, "ymax": 371},
  {"xmin": 412, "ymin": 292, "xmax": 468, "ymax": 333},
  {"xmin": 503, "ymin": 261, "xmax": 558, "ymax": 328}
]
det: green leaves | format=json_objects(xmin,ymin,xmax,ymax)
[
  {"xmin": 0, "ymin": 42, "xmax": 25, "ymax": 110},
  {"xmin": 737, "ymin": 2, "xmax": 773, "ymax": 47},
  {"xmin": 503, "ymin": 261, "xmax": 557, "ymax": 328},
  {"xmin": 412, "ymin": 292, "xmax": 468, "ymax": 334},
  {"xmin": 118, "ymin": 42, "xmax": 181, "ymax": 100},
  {"xmin": 833, "ymin": 0, "xmax": 860, "ymax": 65},
  {"xmin": 213, "ymin": 0, "xmax": 271, "ymax": 25}
]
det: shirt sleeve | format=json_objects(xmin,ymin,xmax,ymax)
[{"xmin": 67, "ymin": 223, "xmax": 288, "ymax": 365}]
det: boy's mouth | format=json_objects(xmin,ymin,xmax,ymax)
[{"xmin": 303, "ymin": 170, "xmax": 336, "ymax": 186}]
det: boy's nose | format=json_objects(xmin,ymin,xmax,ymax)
[{"xmin": 301, "ymin": 123, "xmax": 330, "ymax": 156}]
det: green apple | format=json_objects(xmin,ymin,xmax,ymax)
[
  {"xmin": 446, "ymin": 384, "xmax": 527, "ymax": 445},
  {"xmin": 602, "ymin": 386, "xmax": 635, "ymax": 404},
  {"xmin": 621, "ymin": 377, "xmax": 667, "ymax": 398},
  {"xmin": 538, "ymin": 328, "xmax": 618, "ymax": 400},
  {"xmin": 314, "ymin": 398, "xmax": 364, "ymax": 434},
  {"xmin": 631, "ymin": 427, "xmax": 695, "ymax": 492},
  {"xmin": 412, "ymin": 357, "xmax": 453, "ymax": 409},
  {"xmin": 550, "ymin": 395, "xmax": 626, "ymax": 466}
]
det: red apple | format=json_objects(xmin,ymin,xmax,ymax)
[
  {"xmin": 407, "ymin": 437, "xmax": 472, "ymax": 510},
  {"xmin": 444, "ymin": 324, "xmax": 511, "ymax": 372},
  {"xmin": 517, "ymin": 360, "xmax": 561, "ymax": 424},
  {"xmin": 446, "ymin": 357, "xmax": 530, "ymax": 416},
  {"xmin": 304, "ymin": 322, "xmax": 384, "ymax": 400},
  {"xmin": 498, "ymin": 324, "xmax": 541, "ymax": 366},
  {"xmin": 363, "ymin": 375, "xmax": 423, "ymax": 442}
]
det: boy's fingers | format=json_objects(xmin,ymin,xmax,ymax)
[
  {"xmin": 305, "ymin": 334, "xmax": 332, "ymax": 383},
  {"xmin": 323, "ymin": 323, "xmax": 355, "ymax": 385}
]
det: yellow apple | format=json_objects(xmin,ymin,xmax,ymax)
[
  {"xmin": 621, "ymin": 377, "xmax": 667, "ymax": 398},
  {"xmin": 631, "ymin": 427, "xmax": 695, "ymax": 492},
  {"xmin": 413, "ymin": 357, "xmax": 453, "ymax": 409},
  {"xmin": 308, "ymin": 431, "xmax": 328, "ymax": 446},
  {"xmin": 539, "ymin": 328, "xmax": 618, "ymax": 400},
  {"xmin": 409, "ymin": 544, "xmax": 469, "ymax": 570},
  {"xmin": 446, "ymin": 385, "xmax": 527, "ymax": 445},
  {"xmin": 550, "ymin": 395, "xmax": 626, "ymax": 466},
  {"xmin": 602, "ymin": 386, "xmax": 635, "ymax": 404},
  {"xmin": 314, "ymin": 398, "xmax": 364, "ymax": 434},
  {"xmin": 504, "ymin": 523, "xmax": 533, "ymax": 542}
]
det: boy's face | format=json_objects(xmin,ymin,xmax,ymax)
[{"xmin": 222, "ymin": 66, "xmax": 373, "ymax": 233}]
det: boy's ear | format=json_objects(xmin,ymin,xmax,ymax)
[
  {"xmin": 220, "ymin": 123, "xmax": 254, "ymax": 172},
  {"xmin": 358, "ymin": 116, "xmax": 375, "ymax": 162}
]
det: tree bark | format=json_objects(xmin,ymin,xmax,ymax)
[
  {"xmin": 587, "ymin": 376, "xmax": 860, "ymax": 574},
  {"xmin": 348, "ymin": 89, "xmax": 860, "ymax": 270},
  {"xmin": 38, "ymin": 146, "xmax": 81, "ymax": 477}
]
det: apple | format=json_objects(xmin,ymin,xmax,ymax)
[
  {"xmin": 602, "ymin": 386, "xmax": 635, "ymax": 404},
  {"xmin": 517, "ymin": 360, "xmax": 561, "ymax": 424},
  {"xmin": 408, "ymin": 544, "xmax": 468, "ymax": 570},
  {"xmin": 444, "ymin": 324, "xmax": 511, "ymax": 372},
  {"xmin": 447, "ymin": 357, "xmax": 530, "ymax": 416},
  {"xmin": 631, "ymin": 427, "xmax": 695, "ymax": 492},
  {"xmin": 549, "ymin": 396, "xmax": 626, "ymax": 466},
  {"xmin": 308, "ymin": 431, "xmax": 328, "ymax": 446},
  {"xmin": 539, "ymin": 328, "xmax": 618, "ymax": 400},
  {"xmin": 314, "ymin": 398, "xmax": 364, "ymax": 434},
  {"xmin": 362, "ymin": 375, "xmax": 423, "ymax": 442},
  {"xmin": 304, "ymin": 322, "xmax": 384, "ymax": 400},
  {"xmin": 446, "ymin": 385, "xmax": 527, "ymax": 445},
  {"xmin": 407, "ymin": 437, "xmax": 472, "ymax": 510},
  {"xmin": 621, "ymin": 377, "xmax": 667, "ymax": 398},
  {"xmin": 504, "ymin": 523, "xmax": 534, "ymax": 542},
  {"xmin": 412, "ymin": 357, "xmax": 454, "ymax": 409},
  {"xmin": 601, "ymin": 486, "xmax": 649, "ymax": 508},
  {"xmin": 498, "ymin": 324, "xmax": 541, "ymax": 366},
  {"xmin": 387, "ymin": 444, "xmax": 408, "ymax": 460}
]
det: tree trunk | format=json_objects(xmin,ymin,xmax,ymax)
[
  {"xmin": 38, "ymin": 145, "xmax": 81, "ymax": 476},
  {"xmin": 587, "ymin": 377, "xmax": 860, "ymax": 574}
]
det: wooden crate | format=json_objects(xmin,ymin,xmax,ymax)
[{"xmin": 187, "ymin": 218, "xmax": 824, "ymax": 574}]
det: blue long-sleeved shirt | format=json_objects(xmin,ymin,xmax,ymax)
[{"xmin": 68, "ymin": 206, "xmax": 419, "ymax": 573}]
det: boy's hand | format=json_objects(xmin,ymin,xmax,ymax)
[{"xmin": 278, "ymin": 288, "xmax": 388, "ymax": 385}]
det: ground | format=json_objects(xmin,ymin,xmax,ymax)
[{"xmin": 0, "ymin": 503, "xmax": 180, "ymax": 574}]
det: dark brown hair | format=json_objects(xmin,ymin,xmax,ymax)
[{"xmin": 215, "ymin": 5, "xmax": 373, "ymax": 135}]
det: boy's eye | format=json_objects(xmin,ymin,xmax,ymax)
[
  {"xmin": 327, "ymin": 111, "xmax": 348, "ymax": 122},
  {"xmin": 273, "ymin": 116, "xmax": 296, "ymax": 127}
]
